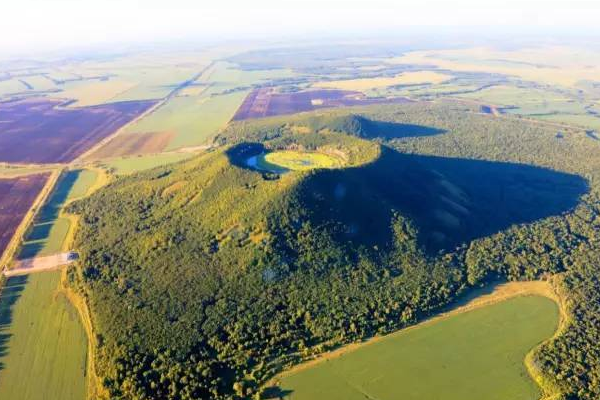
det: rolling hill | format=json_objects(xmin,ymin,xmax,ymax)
[{"xmin": 67, "ymin": 104, "xmax": 600, "ymax": 400}]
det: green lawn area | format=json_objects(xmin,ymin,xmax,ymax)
[
  {"xmin": 99, "ymin": 152, "xmax": 195, "ymax": 174},
  {"xmin": 277, "ymin": 295, "xmax": 558, "ymax": 400},
  {"xmin": 19, "ymin": 169, "xmax": 97, "ymax": 259},
  {"xmin": 255, "ymin": 151, "xmax": 344, "ymax": 173},
  {"xmin": 0, "ymin": 272, "xmax": 87, "ymax": 400}
]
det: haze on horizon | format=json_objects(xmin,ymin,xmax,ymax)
[{"xmin": 2, "ymin": 0, "xmax": 600, "ymax": 55}]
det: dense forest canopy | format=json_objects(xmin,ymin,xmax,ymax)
[{"xmin": 68, "ymin": 101, "xmax": 600, "ymax": 399}]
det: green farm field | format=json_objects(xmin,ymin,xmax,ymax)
[
  {"xmin": 19, "ymin": 169, "xmax": 97, "ymax": 259},
  {"xmin": 276, "ymin": 295, "xmax": 558, "ymax": 400},
  {"xmin": 0, "ymin": 272, "xmax": 88, "ymax": 400},
  {"xmin": 119, "ymin": 61, "xmax": 297, "ymax": 151},
  {"xmin": 533, "ymin": 113, "xmax": 600, "ymax": 131}
]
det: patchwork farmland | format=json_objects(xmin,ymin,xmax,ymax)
[
  {"xmin": 231, "ymin": 88, "xmax": 411, "ymax": 120},
  {"xmin": 0, "ymin": 173, "xmax": 49, "ymax": 258},
  {"xmin": 0, "ymin": 98, "xmax": 156, "ymax": 163}
]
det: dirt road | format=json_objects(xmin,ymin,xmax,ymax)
[{"xmin": 3, "ymin": 252, "xmax": 76, "ymax": 277}]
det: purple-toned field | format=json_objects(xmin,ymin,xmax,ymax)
[
  {"xmin": 0, "ymin": 98, "xmax": 156, "ymax": 164},
  {"xmin": 231, "ymin": 88, "xmax": 411, "ymax": 121},
  {"xmin": 0, "ymin": 173, "xmax": 49, "ymax": 257}
]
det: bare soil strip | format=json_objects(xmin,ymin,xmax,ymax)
[
  {"xmin": 3, "ymin": 252, "xmax": 75, "ymax": 277},
  {"xmin": 0, "ymin": 170, "xmax": 61, "ymax": 268}
]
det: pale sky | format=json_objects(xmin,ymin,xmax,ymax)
[{"xmin": 2, "ymin": 0, "xmax": 600, "ymax": 53}]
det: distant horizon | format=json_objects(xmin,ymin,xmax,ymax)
[
  {"xmin": 2, "ymin": 0, "xmax": 600, "ymax": 56},
  {"xmin": 3, "ymin": 26, "xmax": 600, "ymax": 60}
]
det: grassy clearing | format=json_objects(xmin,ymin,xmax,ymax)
[
  {"xmin": 256, "ymin": 150, "xmax": 344, "ymax": 173},
  {"xmin": 19, "ymin": 169, "xmax": 98, "ymax": 259},
  {"xmin": 449, "ymin": 84, "xmax": 600, "ymax": 129},
  {"xmin": 0, "ymin": 271, "xmax": 88, "ymax": 400},
  {"xmin": 456, "ymin": 85, "xmax": 568, "ymax": 106},
  {"xmin": 532, "ymin": 113, "xmax": 600, "ymax": 131},
  {"xmin": 456, "ymin": 85, "xmax": 586, "ymax": 114},
  {"xmin": 276, "ymin": 295, "xmax": 558, "ymax": 400},
  {"xmin": 315, "ymin": 71, "xmax": 452, "ymax": 92},
  {"xmin": 98, "ymin": 152, "xmax": 195, "ymax": 174}
]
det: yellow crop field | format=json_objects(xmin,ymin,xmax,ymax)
[
  {"xmin": 59, "ymin": 80, "xmax": 136, "ymax": 107},
  {"xmin": 389, "ymin": 46, "xmax": 600, "ymax": 87},
  {"xmin": 314, "ymin": 71, "xmax": 452, "ymax": 91}
]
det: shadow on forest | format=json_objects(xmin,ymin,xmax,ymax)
[
  {"xmin": 293, "ymin": 146, "xmax": 588, "ymax": 253},
  {"xmin": 225, "ymin": 140, "xmax": 588, "ymax": 254},
  {"xmin": 330, "ymin": 116, "xmax": 447, "ymax": 140},
  {"xmin": 0, "ymin": 275, "xmax": 28, "ymax": 372},
  {"xmin": 260, "ymin": 386, "xmax": 294, "ymax": 400},
  {"xmin": 362, "ymin": 120, "xmax": 446, "ymax": 140},
  {"xmin": 36, "ymin": 169, "xmax": 82, "ymax": 221},
  {"xmin": 226, "ymin": 143, "xmax": 267, "ymax": 170}
]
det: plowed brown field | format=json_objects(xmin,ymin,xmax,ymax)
[
  {"xmin": 232, "ymin": 88, "xmax": 411, "ymax": 121},
  {"xmin": 0, "ymin": 173, "xmax": 49, "ymax": 257},
  {"xmin": 0, "ymin": 98, "xmax": 156, "ymax": 163}
]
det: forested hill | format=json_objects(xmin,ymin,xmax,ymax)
[{"xmin": 68, "ymin": 102, "xmax": 600, "ymax": 399}]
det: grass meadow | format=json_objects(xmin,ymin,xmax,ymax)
[
  {"xmin": 258, "ymin": 151, "xmax": 344, "ymax": 172},
  {"xmin": 277, "ymin": 295, "xmax": 558, "ymax": 400},
  {"xmin": 0, "ymin": 272, "xmax": 88, "ymax": 400}
]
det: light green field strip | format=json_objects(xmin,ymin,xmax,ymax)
[
  {"xmin": 20, "ymin": 75, "xmax": 57, "ymax": 92},
  {"xmin": 122, "ymin": 90, "xmax": 248, "ymax": 150},
  {"xmin": 99, "ymin": 152, "xmax": 195, "ymax": 175},
  {"xmin": 278, "ymin": 295, "xmax": 558, "ymax": 400},
  {"xmin": 532, "ymin": 113, "xmax": 600, "ymax": 130},
  {"xmin": 0, "ymin": 272, "xmax": 88, "ymax": 400},
  {"xmin": 0, "ymin": 165, "xmax": 56, "ymax": 178},
  {"xmin": 122, "ymin": 61, "xmax": 297, "ymax": 150},
  {"xmin": 0, "ymin": 79, "xmax": 27, "ymax": 98},
  {"xmin": 19, "ymin": 169, "xmax": 98, "ymax": 259}
]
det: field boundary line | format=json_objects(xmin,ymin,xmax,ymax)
[
  {"xmin": 61, "ymin": 269, "xmax": 108, "ymax": 400},
  {"xmin": 75, "ymin": 99, "xmax": 165, "ymax": 163},
  {"xmin": 265, "ymin": 280, "xmax": 564, "ymax": 388},
  {"xmin": 525, "ymin": 275, "xmax": 571, "ymax": 400},
  {"xmin": 0, "ymin": 168, "xmax": 63, "ymax": 269},
  {"xmin": 59, "ymin": 166, "xmax": 113, "ymax": 400},
  {"xmin": 61, "ymin": 167, "xmax": 110, "ymax": 253}
]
